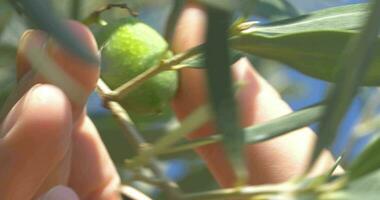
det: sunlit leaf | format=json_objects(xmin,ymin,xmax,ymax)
[
  {"xmin": 310, "ymin": 0, "xmax": 380, "ymax": 168},
  {"xmin": 251, "ymin": 3, "xmax": 369, "ymax": 34},
  {"xmin": 230, "ymin": 3, "xmax": 380, "ymax": 86},
  {"xmin": 230, "ymin": 31, "xmax": 380, "ymax": 86}
]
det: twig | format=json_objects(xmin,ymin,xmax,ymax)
[
  {"xmin": 96, "ymin": 79, "xmax": 182, "ymax": 199},
  {"xmin": 182, "ymin": 183, "xmax": 297, "ymax": 200},
  {"xmin": 81, "ymin": 3, "xmax": 138, "ymax": 26},
  {"xmin": 127, "ymin": 104, "xmax": 211, "ymax": 168},
  {"xmin": 119, "ymin": 185, "xmax": 153, "ymax": 200},
  {"xmin": 131, "ymin": 172, "xmax": 168, "ymax": 187}
]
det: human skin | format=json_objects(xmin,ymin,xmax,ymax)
[
  {"xmin": 0, "ymin": 22, "xmax": 120, "ymax": 200},
  {"xmin": 0, "ymin": 1, "xmax": 339, "ymax": 199}
]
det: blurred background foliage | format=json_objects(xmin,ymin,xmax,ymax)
[{"xmin": 0, "ymin": 0, "xmax": 376, "ymax": 198}]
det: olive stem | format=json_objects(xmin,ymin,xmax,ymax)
[
  {"xmin": 110, "ymin": 45, "xmax": 204, "ymax": 101},
  {"xmin": 96, "ymin": 79, "xmax": 183, "ymax": 200},
  {"xmin": 81, "ymin": 3, "xmax": 138, "ymax": 26}
]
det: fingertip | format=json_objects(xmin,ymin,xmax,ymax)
[
  {"xmin": 5, "ymin": 84, "xmax": 73, "ymax": 149},
  {"xmin": 24, "ymin": 84, "xmax": 73, "ymax": 131},
  {"xmin": 39, "ymin": 185, "xmax": 79, "ymax": 200},
  {"xmin": 0, "ymin": 84, "xmax": 73, "ymax": 199}
]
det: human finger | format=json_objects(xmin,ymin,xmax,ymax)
[
  {"xmin": 0, "ymin": 84, "xmax": 73, "ymax": 199},
  {"xmin": 68, "ymin": 117, "xmax": 121, "ymax": 200},
  {"xmin": 16, "ymin": 21, "xmax": 100, "ymax": 119}
]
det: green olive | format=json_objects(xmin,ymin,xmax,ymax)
[{"xmin": 97, "ymin": 17, "xmax": 177, "ymax": 115}]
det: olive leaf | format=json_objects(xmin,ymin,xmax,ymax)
[
  {"xmin": 197, "ymin": 0, "xmax": 242, "ymax": 12},
  {"xmin": 158, "ymin": 104, "xmax": 325, "ymax": 156},
  {"xmin": 204, "ymin": 7, "xmax": 247, "ymax": 184},
  {"xmin": 348, "ymin": 136, "xmax": 380, "ymax": 180},
  {"xmin": 310, "ymin": 0, "xmax": 380, "ymax": 168},
  {"xmin": 251, "ymin": 3, "xmax": 369, "ymax": 34},
  {"xmin": 229, "ymin": 3, "xmax": 380, "ymax": 86},
  {"xmin": 230, "ymin": 30, "xmax": 380, "ymax": 86}
]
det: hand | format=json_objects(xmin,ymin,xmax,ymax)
[
  {"xmin": 171, "ymin": 2, "xmax": 340, "ymax": 187},
  {"xmin": 0, "ymin": 22, "xmax": 120, "ymax": 200}
]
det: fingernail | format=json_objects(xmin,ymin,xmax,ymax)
[
  {"xmin": 18, "ymin": 30, "xmax": 34, "ymax": 51},
  {"xmin": 18, "ymin": 30, "xmax": 48, "ymax": 52},
  {"xmin": 17, "ymin": 30, "xmax": 48, "ymax": 80},
  {"xmin": 39, "ymin": 185, "xmax": 79, "ymax": 200}
]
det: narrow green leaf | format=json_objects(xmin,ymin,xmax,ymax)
[
  {"xmin": 197, "ymin": 0, "xmax": 240, "ymax": 12},
  {"xmin": 250, "ymin": 3, "xmax": 369, "ymax": 34},
  {"xmin": 158, "ymin": 104, "xmax": 325, "ymax": 156},
  {"xmin": 205, "ymin": 6, "xmax": 247, "ymax": 184},
  {"xmin": 25, "ymin": 44, "xmax": 87, "ymax": 105},
  {"xmin": 230, "ymin": 31, "xmax": 380, "ymax": 86},
  {"xmin": 311, "ymin": 0, "xmax": 380, "ymax": 168},
  {"xmin": 244, "ymin": 104, "xmax": 324, "ymax": 144},
  {"xmin": 348, "ymin": 136, "xmax": 380, "ymax": 180},
  {"xmin": 15, "ymin": 0, "xmax": 98, "ymax": 64},
  {"xmin": 327, "ymin": 156, "xmax": 343, "ymax": 177},
  {"xmin": 230, "ymin": 3, "xmax": 380, "ymax": 86}
]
